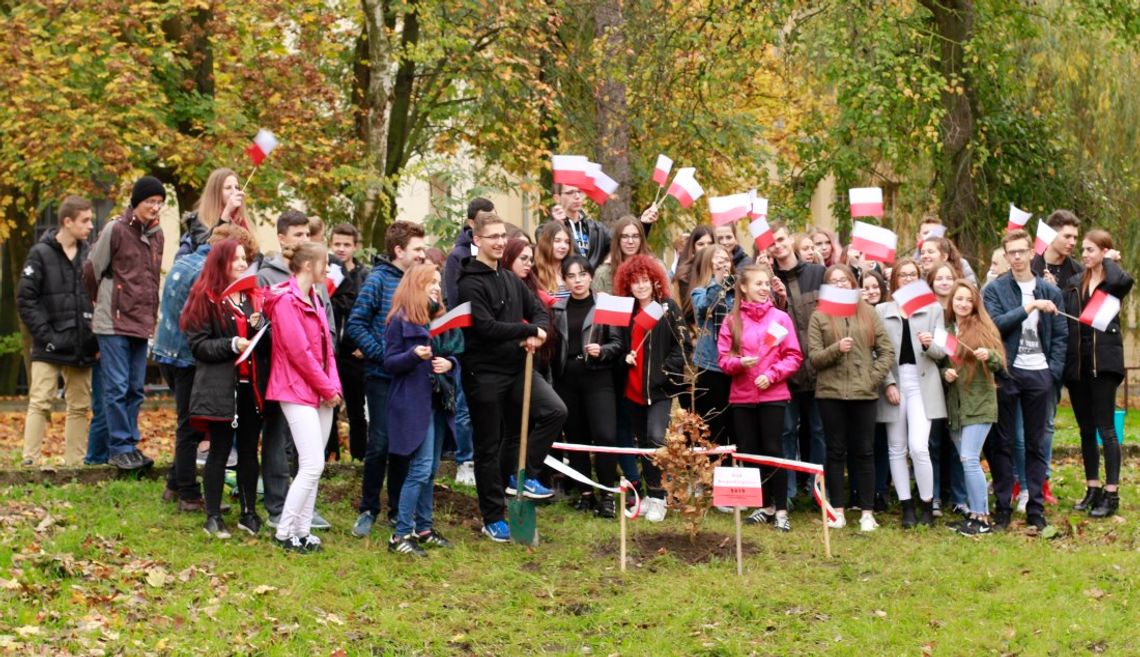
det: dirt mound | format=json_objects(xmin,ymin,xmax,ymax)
[{"xmin": 595, "ymin": 530, "xmax": 758, "ymax": 565}]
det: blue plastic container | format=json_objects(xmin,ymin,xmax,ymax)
[{"xmin": 1096, "ymin": 408, "xmax": 1126, "ymax": 445}]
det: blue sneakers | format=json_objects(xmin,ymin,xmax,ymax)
[
  {"xmin": 505, "ymin": 476, "xmax": 554, "ymax": 500},
  {"xmin": 482, "ymin": 520, "xmax": 511, "ymax": 542}
]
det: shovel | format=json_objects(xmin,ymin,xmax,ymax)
[{"xmin": 508, "ymin": 350, "xmax": 539, "ymax": 546}]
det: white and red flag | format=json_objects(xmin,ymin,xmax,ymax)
[
  {"xmin": 891, "ymin": 279, "xmax": 938, "ymax": 316},
  {"xmin": 430, "ymin": 302, "xmax": 473, "ymax": 337},
  {"xmin": 748, "ymin": 192, "xmax": 768, "ymax": 220},
  {"xmin": 552, "ymin": 155, "xmax": 592, "ymax": 188},
  {"xmin": 652, "ymin": 154, "xmax": 673, "ymax": 187},
  {"xmin": 246, "ymin": 129, "xmax": 279, "ymax": 166},
  {"xmin": 764, "ymin": 321, "xmax": 789, "ymax": 347},
  {"xmin": 633, "ymin": 300, "xmax": 665, "ymax": 332},
  {"xmin": 594, "ymin": 293, "xmax": 636, "ymax": 327},
  {"xmin": 933, "ymin": 327, "xmax": 960, "ymax": 362},
  {"xmin": 1007, "ymin": 204, "xmax": 1032, "ymax": 232},
  {"xmin": 749, "ymin": 216, "xmax": 774, "ymax": 251},
  {"xmin": 324, "ymin": 263, "xmax": 346, "ymax": 296},
  {"xmin": 849, "ymin": 221, "xmax": 898, "ymax": 264},
  {"xmin": 1079, "ymin": 290, "xmax": 1121, "ymax": 332},
  {"xmin": 817, "ymin": 285, "xmax": 861, "ymax": 317},
  {"xmin": 708, "ymin": 193, "xmax": 751, "ymax": 226},
  {"xmin": 666, "ymin": 167, "xmax": 704, "ymax": 208},
  {"xmin": 1035, "ymin": 220, "xmax": 1057, "ymax": 256},
  {"xmin": 849, "ymin": 187, "xmax": 883, "ymax": 218},
  {"xmin": 584, "ymin": 168, "xmax": 619, "ymax": 206},
  {"xmin": 221, "ymin": 272, "xmax": 259, "ymax": 299}
]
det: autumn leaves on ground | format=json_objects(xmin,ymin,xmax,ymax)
[{"xmin": 1, "ymin": 404, "xmax": 1139, "ymax": 655}]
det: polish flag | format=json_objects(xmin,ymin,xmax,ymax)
[
  {"xmin": 633, "ymin": 300, "xmax": 665, "ymax": 332},
  {"xmin": 324, "ymin": 263, "xmax": 345, "ymax": 296},
  {"xmin": 708, "ymin": 193, "xmax": 751, "ymax": 226},
  {"xmin": 891, "ymin": 279, "xmax": 938, "ymax": 316},
  {"xmin": 220, "ymin": 272, "xmax": 259, "ymax": 299},
  {"xmin": 817, "ymin": 285, "xmax": 861, "ymax": 317},
  {"xmin": 594, "ymin": 293, "xmax": 636, "ymax": 327},
  {"xmin": 1035, "ymin": 220, "xmax": 1057, "ymax": 256},
  {"xmin": 932, "ymin": 327, "xmax": 960, "ymax": 362},
  {"xmin": 537, "ymin": 289, "xmax": 558, "ymax": 307},
  {"xmin": 666, "ymin": 167, "xmax": 704, "ymax": 208},
  {"xmin": 1007, "ymin": 204, "xmax": 1032, "ymax": 232},
  {"xmin": 749, "ymin": 216, "xmax": 774, "ymax": 251},
  {"xmin": 430, "ymin": 302, "xmax": 473, "ymax": 337},
  {"xmin": 918, "ymin": 224, "xmax": 946, "ymax": 249},
  {"xmin": 1079, "ymin": 290, "xmax": 1121, "ymax": 332},
  {"xmin": 652, "ymin": 154, "xmax": 673, "ymax": 187},
  {"xmin": 764, "ymin": 321, "xmax": 789, "ymax": 347},
  {"xmin": 849, "ymin": 221, "xmax": 898, "ymax": 264},
  {"xmin": 246, "ymin": 129, "xmax": 279, "ymax": 166},
  {"xmin": 849, "ymin": 187, "xmax": 883, "ymax": 218},
  {"xmin": 748, "ymin": 193, "xmax": 768, "ymax": 220},
  {"xmin": 552, "ymin": 155, "xmax": 593, "ymax": 188},
  {"xmin": 584, "ymin": 168, "xmax": 619, "ymax": 205}
]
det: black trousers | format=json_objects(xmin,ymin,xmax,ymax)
[
  {"xmin": 817, "ymin": 398, "xmax": 876, "ymax": 510},
  {"xmin": 463, "ymin": 367, "xmax": 568, "ymax": 524},
  {"xmin": 1069, "ymin": 372, "xmax": 1123, "ymax": 486},
  {"xmin": 554, "ymin": 360, "xmax": 618, "ymax": 490},
  {"xmin": 629, "ymin": 399, "xmax": 672, "ymax": 497},
  {"xmin": 203, "ymin": 383, "xmax": 261, "ymax": 517},
  {"xmin": 994, "ymin": 367, "xmax": 1053, "ymax": 516},
  {"xmin": 332, "ymin": 354, "xmax": 368, "ymax": 461},
  {"xmin": 694, "ymin": 370, "xmax": 733, "ymax": 445},
  {"xmin": 733, "ymin": 402, "xmax": 788, "ymax": 511},
  {"xmin": 160, "ymin": 364, "xmax": 203, "ymax": 502}
]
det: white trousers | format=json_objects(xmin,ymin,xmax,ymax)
[
  {"xmin": 277, "ymin": 402, "xmax": 332, "ymax": 539},
  {"xmin": 886, "ymin": 365, "xmax": 934, "ymax": 502}
]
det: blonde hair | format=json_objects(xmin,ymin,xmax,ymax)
[{"xmin": 198, "ymin": 168, "xmax": 258, "ymax": 252}]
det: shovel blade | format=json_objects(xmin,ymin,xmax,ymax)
[{"xmin": 508, "ymin": 496, "xmax": 538, "ymax": 547}]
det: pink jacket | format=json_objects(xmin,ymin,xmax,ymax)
[
  {"xmin": 264, "ymin": 278, "xmax": 341, "ymax": 407},
  {"xmin": 717, "ymin": 301, "xmax": 802, "ymax": 404}
]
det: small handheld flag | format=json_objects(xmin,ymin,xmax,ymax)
[
  {"xmin": 764, "ymin": 321, "xmax": 789, "ymax": 347},
  {"xmin": 652, "ymin": 154, "xmax": 673, "ymax": 187},
  {"xmin": 892, "ymin": 280, "xmax": 938, "ymax": 316},
  {"xmin": 708, "ymin": 193, "xmax": 751, "ymax": 226},
  {"xmin": 666, "ymin": 168, "xmax": 704, "ymax": 208},
  {"xmin": 849, "ymin": 187, "xmax": 883, "ymax": 218},
  {"xmin": 850, "ymin": 221, "xmax": 898, "ymax": 264},
  {"xmin": 817, "ymin": 285, "xmax": 861, "ymax": 317},
  {"xmin": 1008, "ymin": 204, "xmax": 1032, "ymax": 232},
  {"xmin": 932, "ymin": 327, "xmax": 961, "ymax": 362},
  {"xmin": 633, "ymin": 300, "xmax": 665, "ymax": 332},
  {"xmin": 749, "ymin": 216, "xmax": 774, "ymax": 252},
  {"xmin": 430, "ymin": 302, "xmax": 473, "ymax": 337},
  {"xmin": 1079, "ymin": 290, "xmax": 1121, "ymax": 332},
  {"xmin": 1035, "ymin": 220, "xmax": 1057, "ymax": 256},
  {"xmin": 593, "ymin": 294, "xmax": 636, "ymax": 327},
  {"xmin": 246, "ymin": 129, "xmax": 278, "ymax": 166}
]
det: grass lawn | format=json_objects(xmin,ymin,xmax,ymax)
[{"xmin": 2, "ymin": 457, "xmax": 1138, "ymax": 656}]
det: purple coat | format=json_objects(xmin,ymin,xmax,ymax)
[{"xmin": 383, "ymin": 314, "xmax": 460, "ymax": 456}]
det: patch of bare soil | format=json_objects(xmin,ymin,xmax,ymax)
[{"xmin": 595, "ymin": 530, "xmax": 758, "ymax": 565}]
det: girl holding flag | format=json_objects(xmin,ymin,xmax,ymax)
[
  {"xmin": 717, "ymin": 265, "xmax": 802, "ymax": 531},
  {"xmin": 615, "ymin": 255, "xmax": 689, "ymax": 522},
  {"xmin": 182, "ymin": 239, "xmax": 269, "ymax": 539},
  {"xmin": 941, "ymin": 280, "xmax": 1005, "ymax": 536},
  {"xmin": 1062, "ymin": 229, "xmax": 1133, "ymax": 518},
  {"xmin": 383, "ymin": 264, "xmax": 464, "ymax": 556},
  {"xmin": 808, "ymin": 265, "xmax": 894, "ymax": 532},
  {"xmin": 551, "ymin": 255, "xmax": 626, "ymax": 518},
  {"xmin": 875, "ymin": 258, "xmax": 947, "ymax": 528}
]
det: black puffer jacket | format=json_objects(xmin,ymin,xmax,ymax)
[
  {"xmin": 17, "ymin": 229, "xmax": 97, "ymax": 367},
  {"xmin": 1062, "ymin": 260, "xmax": 1134, "ymax": 381},
  {"xmin": 775, "ymin": 260, "xmax": 826, "ymax": 392},
  {"xmin": 186, "ymin": 293, "xmax": 271, "ymax": 427}
]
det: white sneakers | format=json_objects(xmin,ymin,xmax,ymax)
[
  {"xmin": 1015, "ymin": 490, "xmax": 1029, "ymax": 514},
  {"xmin": 859, "ymin": 514, "xmax": 879, "ymax": 532},
  {"xmin": 455, "ymin": 461, "xmax": 476, "ymax": 486},
  {"xmin": 826, "ymin": 513, "xmax": 846, "ymax": 529},
  {"xmin": 642, "ymin": 497, "xmax": 668, "ymax": 522}
]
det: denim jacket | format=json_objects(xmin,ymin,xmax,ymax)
[
  {"xmin": 691, "ymin": 277, "xmax": 734, "ymax": 372},
  {"xmin": 152, "ymin": 244, "xmax": 209, "ymax": 368}
]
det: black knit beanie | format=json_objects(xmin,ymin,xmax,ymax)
[{"xmin": 130, "ymin": 176, "xmax": 167, "ymax": 208}]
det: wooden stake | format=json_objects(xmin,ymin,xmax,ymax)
[
  {"xmin": 734, "ymin": 506, "xmax": 743, "ymax": 576},
  {"xmin": 820, "ymin": 473, "xmax": 832, "ymax": 559},
  {"xmin": 619, "ymin": 485, "xmax": 627, "ymax": 573}
]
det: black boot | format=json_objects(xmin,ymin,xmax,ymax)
[
  {"xmin": 1075, "ymin": 487, "xmax": 1103, "ymax": 512},
  {"xmin": 873, "ymin": 491, "xmax": 889, "ymax": 513},
  {"xmin": 1089, "ymin": 490, "xmax": 1119, "ymax": 518},
  {"xmin": 918, "ymin": 499, "xmax": 934, "ymax": 526},
  {"xmin": 901, "ymin": 499, "xmax": 917, "ymax": 528}
]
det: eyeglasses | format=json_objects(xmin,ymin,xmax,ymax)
[
  {"xmin": 620, "ymin": 234, "xmax": 641, "ymax": 242},
  {"xmin": 897, "ymin": 271, "xmax": 919, "ymax": 280},
  {"xmin": 140, "ymin": 198, "xmax": 164, "ymax": 208},
  {"xmin": 1005, "ymin": 248, "xmax": 1030, "ymax": 258},
  {"xmin": 479, "ymin": 232, "xmax": 508, "ymax": 241}
]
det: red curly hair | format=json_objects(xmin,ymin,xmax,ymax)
[{"xmin": 613, "ymin": 254, "xmax": 671, "ymax": 302}]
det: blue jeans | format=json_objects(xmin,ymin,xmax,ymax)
[
  {"xmin": 954, "ymin": 423, "xmax": 992, "ymax": 515},
  {"xmin": 85, "ymin": 361, "xmax": 110, "ymax": 464},
  {"xmin": 359, "ymin": 376, "xmax": 406, "ymax": 517},
  {"xmin": 453, "ymin": 366, "xmax": 474, "ymax": 464},
  {"xmin": 97, "ymin": 335, "xmax": 148, "ymax": 455},
  {"xmin": 930, "ymin": 419, "xmax": 968, "ymax": 505},
  {"xmin": 395, "ymin": 413, "xmax": 445, "ymax": 536},
  {"xmin": 782, "ymin": 391, "xmax": 825, "ymax": 499}
]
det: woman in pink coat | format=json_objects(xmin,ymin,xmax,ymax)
[
  {"xmin": 717, "ymin": 265, "xmax": 803, "ymax": 531},
  {"xmin": 264, "ymin": 242, "xmax": 342, "ymax": 553}
]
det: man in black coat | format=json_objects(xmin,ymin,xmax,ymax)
[
  {"xmin": 18, "ymin": 196, "xmax": 98, "ymax": 466},
  {"xmin": 329, "ymin": 222, "xmax": 370, "ymax": 461}
]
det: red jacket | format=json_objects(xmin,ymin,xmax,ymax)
[
  {"xmin": 264, "ymin": 278, "xmax": 341, "ymax": 407},
  {"xmin": 717, "ymin": 301, "xmax": 802, "ymax": 405},
  {"xmin": 87, "ymin": 208, "xmax": 164, "ymax": 339}
]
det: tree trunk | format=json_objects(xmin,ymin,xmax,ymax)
[
  {"xmin": 356, "ymin": 0, "xmax": 401, "ymax": 250},
  {"xmin": 159, "ymin": 6, "xmax": 215, "ymax": 211},
  {"xmin": 922, "ymin": 0, "xmax": 980, "ymax": 261},
  {"xmin": 593, "ymin": 0, "xmax": 631, "ymax": 224},
  {"xmin": 2, "ymin": 186, "xmax": 35, "ymax": 392}
]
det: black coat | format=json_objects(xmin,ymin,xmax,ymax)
[
  {"xmin": 457, "ymin": 257, "xmax": 547, "ymax": 376},
  {"xmin": 622, "ymin": 298, "xmax": 689, "ymax": 404},
  {"xmin": 186, "ymin": 293, "xmax": 271, "ymax": 426},
  {"xmin": 1062, "ymin": 260, "xmax": 1134, "ymax": 381},
  {"xmin": 17, "ymin": 229, "xmax": 97, "ymax": 367},
  {"xmin": 550, "ymin": 294, "xmax": 627, "ymax": 380}
]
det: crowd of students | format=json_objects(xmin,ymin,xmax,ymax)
[{"xmin": 17, "ymin": 172, "xmax": 1132, "ymax": 556}]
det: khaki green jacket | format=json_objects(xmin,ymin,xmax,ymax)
[
  {"xmin": 942, "ymin": 324, "xmax": 1003, "ymax": 431},
  {"xmin": 807, "ymin": 308, "xmax": 894, "ymax": 401}
]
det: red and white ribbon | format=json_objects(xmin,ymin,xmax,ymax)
[
  {"xmin": 730, "ymin": 452, "xmax": 838, "ymax": 522},
  {"xmin": 543, "ymin": 455, "xmax": 640, "ymax": 519},
  {"xmin": 551, "ymin": 442, "xmax": 737, "ymax": 456}
]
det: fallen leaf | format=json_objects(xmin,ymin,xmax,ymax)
[
  {"xmin": 15, "ymin": 626, "xmax": 40, "ymax": 637},
  {"xmin": 872, "ymin": 609, "xmax": 887, "ymax": 618},
  {"xmin": 35, "ymin": 515, "xmax": 56, "ymax": 532},
  {"xmin": 1085, "ymin": 588, "xmax": 1106, "ymax": 600},
  {"xmin": 145, "ymin": 568, "xmax": 168, "ymax": 588},
  {"xmin": 252, "ymin": 585, "xmax": 277, "ymax": 595}
]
